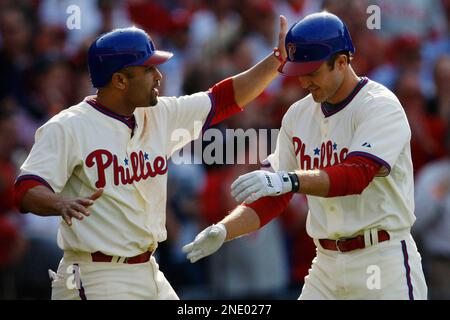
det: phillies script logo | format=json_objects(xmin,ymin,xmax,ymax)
[
  {"xmin": 293, "ymin": 137, "xmax": 348, "ymax": 170},
  {"xmin": 85, "ymin": 149, "xmax": 168, "ymax": 188}
]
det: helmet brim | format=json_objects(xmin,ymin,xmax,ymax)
[
  {"xmin": 278, "ymin": 60, "xmax": 324, "ymax": 77},
  {"xmin": 142, "ymin": 50, "xmax": 174, "ymax": 65}
]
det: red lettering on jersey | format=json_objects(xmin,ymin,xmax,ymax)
[
  {"xmin": 320, "ymin": 143, "xmax": 326, "ymax": 169},
  {"xmin": 313, "ymin": 157, "xmax": 320, "ymax": 169},
  {"xmin": 86, "ymin": 149, "xmax": 168, "ymax": 187},
  {"xmin": 153, "ymin": 156, "xmax": 168, "ymax": 175},
  {"xmin": 293, "ymin": 137, "xmax": 302, "ymax": 156},
  {"xmin": 333, "ymin": 152, "xmax": 340, "ymax": 165},
  {"xmin": 144, "ymin": 153, "xmax": 168, "ymax": 178},
  {"xmin": 292, "ymin": 136, "xmax": 349, "ymax": 170},
  {"xmin": 340, "ymin": 148, "xmax": 348, "ymax": 162},
  {"xmin": 86, "ymin": 149, "xmax": 113, "ymax": 188},
  {"xmin": 113, "ymin": 155, "xmax": 132, "ymax": 185},
  {"xmin": 130, "ymin": 152, "xmax": 141, "ymax": 182},
  {"xmin": 300, "ymin": 143, "xmax": 312, "ymax": 170},
  {"xmin": 139, "ymin": 151, "xmax": 146, "ymax": 178},
  {"xmin": 326, "ymin": 141, "xmax": 333, "ymax": 167}
]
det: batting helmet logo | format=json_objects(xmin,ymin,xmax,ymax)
[{"xmin": 287, "ymin": 42, "xmax": 297, "ymax": 61}]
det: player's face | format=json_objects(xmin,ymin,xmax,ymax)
[
  {"xmin": 124, "ymin": 65, "xmax": 162, "ymax": 107},
  {"xmin": 297, "ymin": 58, "xmax": 346, "ymax": 103}
]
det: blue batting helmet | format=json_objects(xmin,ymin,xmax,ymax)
[
  {"xmin": 88, "ymin": 27, "xmax": 173, "ymax": 88},
  {"xmin": 279, "ymin": 12, "xmax": 355, "ymax": 77}
]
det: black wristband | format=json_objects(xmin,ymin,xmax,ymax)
[{"xmin": 288, "ymin": 172, "xmax": 300, "ymax": 193}]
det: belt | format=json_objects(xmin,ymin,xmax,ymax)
[
  {"xmin": 91, "ymin": 250, "xmax": 153, "ymax": 264},
  {"xmin": 319, "ymin": 230, "xmax": 390, "ymax": 253}
]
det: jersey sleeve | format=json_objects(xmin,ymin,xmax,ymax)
[
  {"xmin": 157, "ymin": 92, "xmax": 213, "ymax": 156},
  {"xmin": 17, "ymin": 121, "xmax": 80, "ymax": 193},
  {"xmin": 266, "ymin": 111, "xmax": 299, "ymax": 172},
  {"xmin": 347, "ymin": 99, "xmax": 411, "ymax": 176}
]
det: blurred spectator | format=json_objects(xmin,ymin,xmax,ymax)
[
  {"xmin": 126, "ymin": 0, "xmax": 172, "ymax": 37},
  {"xmin": 13, "ymin": 215, "xmax": 62, "ymax": 299},
  {"xmin": 421, "ymin": 21, "xmax": 450, "ymax": 97},
  {"xmin": 0, "ymin": 110, "xmax": 26, "ymax": 299},
  {"xmin": 39, "ymin": 0, "xmax": 131, "ymax": 55},
  {"xmin": 0, "ymin": 109, "xmax": 62, "ymax": 300},
  {"xmin": 241, "ymin": 0, "xmax": 277, "ymax": 62},
  {"xmin": 374, "ymin": 0, "xmax": 447, "ymax": 40},
  {"xmin": 27, "ymin": 56, "xmax": 74, "ymax": 119},
  {"xmin": 413, "ymin": 135, "xmax": 450, "ymax": 299},
  {"xmin": 158, "ymin": 160, "xmax": 208, "ymax": 299},
  {"xmin": 189, "ymin": 0, "xmax": 242, "ymax": 60},
  {"xmin": 275, "ymin": 0, "xmax": 323, "ymax": 25},
  {"xmin": 427, "ymin": 55, "xmax": 450, "ymax": 124},
  {"xmin": 0, "ymin": 5, "xmax": 40, "ymax": 120},
  {"xmin": 240, "ymin": 0, "xmax": 283, "ymax": 93},
  {"xmin": 395, "ymin": 71, "xmax": 447, "ymax": 174},
  {"xmin": 324, "ymin": 0, "xmax": 386, "ymax": 76},
  {"xmin": 158, "ymin": 9, "xmax": 194, "ymax": 97},
  {"xmin": 2, "ymin": 95, "xmax": 41, "ymax": 152},
  {"xmin": 279, "ymin": 194, "xmax": 316, "ymax": 296},
  {"xmin": 370, "ymin": 34, "xmax": 423, "ymax": 92}
]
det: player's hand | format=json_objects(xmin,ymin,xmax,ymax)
[
  {"xmin": 57, "ymin": 188, "xmax": 104, "ymax": 226},
  {"xmin": 182, "ymin": 223, "xmax": 227, "ymax": 263},
  {"xmin": 277, "ymin": 15, "xmax": 289, "ymax": 60},
  {"xmin": 231, "ymin": 170, "xmax": 292, "ymax": 204}
]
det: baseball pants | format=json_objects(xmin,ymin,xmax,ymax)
[
  {"xmin": 299, "ymin": 232, "xmax": 428, "ymax": 300},
  {"xmin": 51, "ymin": 251, "xmax": 178, "ymax": 300}
]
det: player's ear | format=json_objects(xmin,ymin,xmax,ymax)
[
  {"xmin": 336, "ymin": 54, "xmax": 348, "ymax": 70},
  {"xmin": 111, "ymin": 72, "xmax": 128, "ymax": 90}
]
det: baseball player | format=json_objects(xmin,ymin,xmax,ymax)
[
  {"xmin": 183, "ymin": 12, "xmax": 428, "ymax": 300},
  {"xmin": 13, "ymin": 17, "xmax": 289, "ymax": 300}
]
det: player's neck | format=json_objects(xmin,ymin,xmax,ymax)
[
  {"xmin": 95, "ymin": 91, "xmax": 135, "ymax": 117},
  {"xmin": 326, "ymin": 68, "xmax": 361, "ymax": 105}
]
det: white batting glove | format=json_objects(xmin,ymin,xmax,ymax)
[
  {"xmin": 230, "ymin": 170, "xmax": 293, "ymax": 204},
  {"xmin": 182, "ymin": 223, "xmax": 227, "ymax": 263}
]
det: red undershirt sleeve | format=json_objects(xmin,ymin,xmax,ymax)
[
  {"xmin": 13, "ymin": 177, "xmax": 54, "ymax": 212},
  {"xmin": 208, "ymin": 77, "xmax": 243, "ymax": 125},
  {"xmin": 323, "ymin": 155, "xmax": 381, "ymax": 197},
  {"xmin": 242, "ymin": 193, "xmax": 293, "ymax": 228}
]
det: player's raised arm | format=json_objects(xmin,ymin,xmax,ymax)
[{"xmin": 231, "ymin": 15, "xmax": 288, "ymax": 108}]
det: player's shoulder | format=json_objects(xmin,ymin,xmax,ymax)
[
  {"xmin": 152, "ymin": 92, "xmax": 210, "ymax": 110},
  {"xmin": 417, "ymin": 158, "xmax": 450, "ymax": 181},
  {"xmin": 42, "ymin": 100, "xmax": 91, "ymax": 129},
  {"xmin": 281, "ymin": 94, "xmax": 317, "ymax": 127},
  {"xmin": 360, "ymin": 79, "xmax": 403, "ymax": 111}
]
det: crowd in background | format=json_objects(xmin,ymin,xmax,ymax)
[{"xmin": 0, "ymin": 0, "xmax": 449, "ymax": 300}]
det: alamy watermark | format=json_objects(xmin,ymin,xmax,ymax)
[
  {"xmin": 170, "ymin": 121, "xmax": 279, "ymax": 165},
  {"xmin": 366, "ymin": 265, "xmax": 381, "ymax": 290},
  {"xmin": 66, "ymin": 5, "xmax": 81, "ymax": 30},
  {"xmin": 366, "ymin": 5, "xmax": 381, "ymax": 30},
  {"xmin": 65, "ymin": 4, "xmax": 381, "ymax": 32}
]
